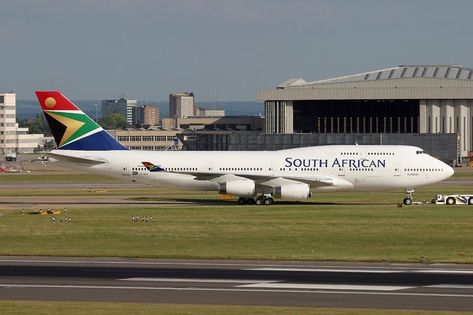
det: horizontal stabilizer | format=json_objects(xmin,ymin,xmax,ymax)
[{"xmin": 46, "ymin": 153, "xmax": 106, "ymax": 165}]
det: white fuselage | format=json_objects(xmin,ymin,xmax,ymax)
[{"xmin": 50, "ymin": 145, "xmax": 454, "ymax": 197}]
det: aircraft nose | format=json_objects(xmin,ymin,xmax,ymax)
[{"xmin": 444, "ymin": 163, "xmax": 454, "ymax": 178}]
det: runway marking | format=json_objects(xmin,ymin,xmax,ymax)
[
  {"xmin": 238, "ymin": 283, "xmax": 413, "ymax": 291},
  {"xmin": 416, "ymin": 270, "xmax": 473, "ymax": 274},
  {"xmin": 1, "ymin": 283, "xmax": 473, "ymax": 298},
  {"xmin": 120, "ymin": 277, "xmax": 276, "ymax": 284},
  {"xmin": 246, "ymin": 268, "xmax": 398, "ymax": 273},
  {"xmin": 427, "ymin": 284, "xmax": 473, "ymax": 289},
  {"xmin": 248, "ymin": 267, "xmax": 473, "ymax": 275},
  {"xmin": 0, "ymin": 259, "xmax": 411, "ymax": 269},
  {"xmin": 2, "ymin": 259, "xmax": 473, "ymax": 275}
]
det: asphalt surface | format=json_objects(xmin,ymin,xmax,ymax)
[
  {"xmin": 0, "ymin": 195, "xmax": 200, "ymax": 209},
  {"xmin": 0, "ymin": 193, "xmax": 413, "ymax": 209},
  {"xmin": 1, "ymin": 257, "xmax": 473, "ymax": 311}
]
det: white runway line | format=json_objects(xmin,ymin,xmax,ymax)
[
  {"xmin": 246, "ymin": 268, "xmax": 398, "ymax": 273},
  {"xmin": 238, "ymin": 283, "xmax": 413, "ymax": 291},
  {"xmin": 247, "ymin": 267, "xmax": 473, "ymax": 275},
  {"xmin": 416, "ymin": 270, "xmax": 473, "ymax": 274},
  {"xmin": 120, "ymin": 277, "xmax": 276, "ymax": 284},
  {"xmin": 427, "ymin": 284, "xmax": 473, "ymax": 289},
  {"xmin": 1, "ymin": 283, "xmax": 473, "ymax": 298},
  {"xmin": 2, "ymin": 259, "xmax": 473, "ymax": 275}
]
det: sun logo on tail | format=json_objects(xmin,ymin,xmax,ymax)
[{"xmin": 44, "ymin": 97, "xmax": 56, "ymax": 108}]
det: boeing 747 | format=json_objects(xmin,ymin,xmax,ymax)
[{"xmin": 36, "ymin": 91, "xmax": 454, "ymax": 205}]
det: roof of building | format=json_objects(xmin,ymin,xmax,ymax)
[{"xmin": 277, "ymin": 65, "xmax": 473, "ymax": 88}]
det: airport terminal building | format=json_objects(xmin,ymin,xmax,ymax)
[{"xmin": 257, "ymin": 65, "xmax": 473, "ymax": 160}]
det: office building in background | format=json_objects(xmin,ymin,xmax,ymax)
[
  {"xmin": 132, "ymin": 105, "xmax": 160, "ymax": 127},
  {"xmin": 0, "ymin": 92, "xmax": 45, "ymax": 154},
  {"xmin": 101, "ymin": 97, "xmax": 138, "ymax": 125},
  {"xmin": 169, "ymin": 92, "xmax": 195, "ymax": 119}
]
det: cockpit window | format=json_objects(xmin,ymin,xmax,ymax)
[{"xmin": 416, "ymin": 150, "xmax": 425, "ymax": 154}]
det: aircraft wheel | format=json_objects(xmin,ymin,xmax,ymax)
[
  {"xmin": 468, "ymin": 198, "xmax": 473, "ymax": 205},
  {"xmin": 403, "ymin": 197, "xmax": 412, "ymax": 205},
  {"xmin": 247, "ymin": 198, "xmax": 256, "ymax": 205},
  {"xmin": 263, "ymin": 197, "xmax": 273, "ymax": 205},
  {"xmin": 237, "ymin": 197, "xmax": 246, "ymax": 205},
  {"xmin": 255, "ymin": 198, "xmax": 263, "ymax": 205},
  {"xmin": 446, "ymin": 197, "xmax": 456, "ymax": 205}
]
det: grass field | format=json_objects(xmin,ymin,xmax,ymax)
[
  {"xmin": 0, "ymin": 301, "xmax": 471, "ymax": 315},
  {"xmin": 1, "ymin": 199, "xmax": 473, "ymax": 262}
]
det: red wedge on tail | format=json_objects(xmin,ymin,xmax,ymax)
[{"xmin": 35, "ymin": 91, "xmax": 80, "ymax": 111}]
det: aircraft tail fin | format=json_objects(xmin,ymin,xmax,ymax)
[{"xmin": 36, "ymin": 91, "xmax": 128, "ymax": 151}]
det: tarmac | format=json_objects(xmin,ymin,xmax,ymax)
[{"xmin": 1, "ymin": 257, "xmax": 473, "ymax": 311}]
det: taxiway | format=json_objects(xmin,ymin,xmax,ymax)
[{"xmin": 0, "ymin": 257, "xmax": 473, "ymax": 311}]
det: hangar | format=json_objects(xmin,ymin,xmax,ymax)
[{"xmin": 257, "ymin": 65, "xmax": 473, "ymax": 160}]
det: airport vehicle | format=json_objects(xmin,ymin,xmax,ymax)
[
  {"xmin": 432, "ymin": 194, "xmax": 473, "ymax": 205},
  {"xmin": 36, "ymin": 91, "xmax": 454, "ymax": 205},
  {"xmin": 5, "ymin": 153, "xmax": 17, "ymax": 162}
]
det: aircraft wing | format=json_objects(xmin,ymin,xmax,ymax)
[
  {"xmin": 46, "ymin": 153, "xmax": 107, "ymax": 165},
  {"xmin": 141, "ymin": 162, "xmax": 351, "ymax": 189},
  {"xmin": 193, "ymin": 173, "xmax": 346, "ymax": 188},
  {"xmin": 275, "ymin": 175, "xmax": 342, "ymax": 187},
  {"xmin": 256, "ymin": 175, "xmax": 349, "ymax": 188},
  {"xmin": 191, "ymin": 172, "xmax": 274, "ymax": 182}
]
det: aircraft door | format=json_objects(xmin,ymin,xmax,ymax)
[
  {"xmin": 394, "ymin": 164, "xmax": 402, "ymax": 177},
  {"xmin": 122, "ymin": 164, "xmax": 130, "ymax": 177},
  {"xmin": 355, "ymin": 150, "xmax": 367, "ymax": 184},
  {"xmin": 269, "ymin": 165, "xmax": 275, "ymax": 177},
  {"xmin": 337, "ymin": 166, "xmax": 345, "ymax": 177},
  {"xmin": 207, "ymin": 162, "xmax": 214, "ymax": 173}
]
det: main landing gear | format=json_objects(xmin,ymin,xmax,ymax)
[
  {"xmin": 403, "ymin": 188, "xmax": 415, "ymax": 205},
  {"xmin": 238, "ymin": 195, "xmax": 274, "ymax": 206}
]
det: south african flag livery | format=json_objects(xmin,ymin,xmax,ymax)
[
  {"xmin": 142, "ymin": 162, "xmax": 166, "ymax": 172},
  {"xmin": 36, "ymin": 91, "xmax": 128, "ymax": 151}
]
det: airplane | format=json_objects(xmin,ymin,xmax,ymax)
[{"xmin": 36, "ymin": 91, "xmax": 454, "ymax": 206}]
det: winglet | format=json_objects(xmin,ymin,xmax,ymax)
[{"xmin": 142, "ymin": 162, "xmax": 166, "ymax": 172}]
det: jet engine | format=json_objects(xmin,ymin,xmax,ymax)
[
  {"xmin": 219, "ymin": 179, "xmax": 255, "ymax": 197},
  {"xmin": 273, "ymin": 183, "xmax": 311, "ymax": 199}
]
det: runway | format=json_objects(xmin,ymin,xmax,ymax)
[{"xmin": 1, "ymin": 257, "xmax": 473, "ymax": 311}]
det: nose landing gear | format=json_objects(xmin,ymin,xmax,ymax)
[{"xmin": 403, "ymin": 188, "xmax": 415, "ymax": 205}]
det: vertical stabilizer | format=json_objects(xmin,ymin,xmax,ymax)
[{"xmin": 36, "ymin": 91, "xmax": 128, "ymax": 151}]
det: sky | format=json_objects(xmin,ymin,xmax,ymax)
[{"xmin": 1, "ymin": 0, "xmax": 473, "ymax": 101}]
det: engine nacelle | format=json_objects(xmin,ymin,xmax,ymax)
[
  {"xmin": 219, "ymin": 179, "xmax": 255, "ymax": 197},
  {"xmin": 273, "ymin": 183, "xmax": 311, "ymax": 199}
]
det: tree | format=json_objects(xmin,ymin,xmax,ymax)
[
  {"xmin": 18, "ymin": 114, "xmax": 51, "ymax": 135},
  {"xmin": 98, "ymin": 113, "xmax": 128, "ymax": 130}
]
